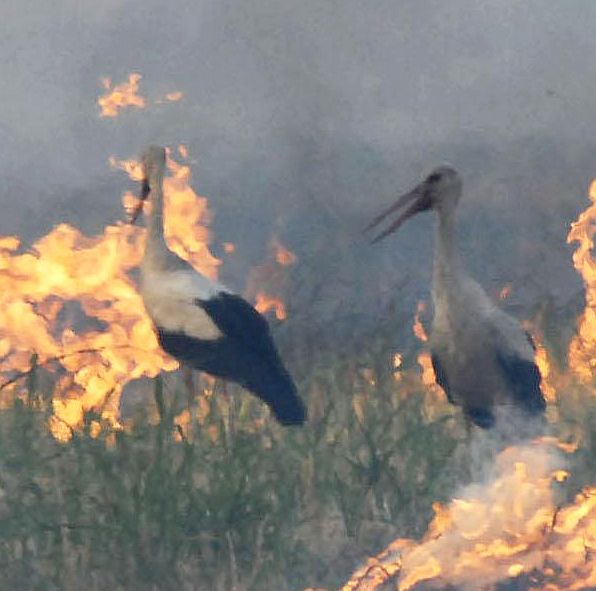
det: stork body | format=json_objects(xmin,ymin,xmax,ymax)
[
  {"xmin": 135, "ymin": 146, "xmax": 306, "ymax": 426},
  {"xmin": 368, "ymin": 167, "xmax": 545, "ymax": 428}
]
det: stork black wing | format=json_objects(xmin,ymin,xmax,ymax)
[
  {"xmin": 157, "ymin": 292, "xmax": 306, "ymax": 426},
  {"xmin": 496, "ymin": 346, "xmax": 546, "ymax": 416},
  {"xmin": 198, "ymin": 293, "xmax": 280, "ymax": 366},
  {"xmin": 430, "ymin": 351, "xmax": 456, "ymax": 405},
  {"xmin": 430, "ymin": 350, "xmax": 496, "ymax": 427}
]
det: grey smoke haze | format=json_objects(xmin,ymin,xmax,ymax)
[{"xmin": 1, "ymin": 0, "xmax": 594, "ymax": 332}]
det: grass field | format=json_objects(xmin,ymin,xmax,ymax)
[{"xmin": 0, "ymin": 307, "xmax": 594, "ymax": 591}]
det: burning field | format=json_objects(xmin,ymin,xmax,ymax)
[{"xmin": 0, "ymin": 74, "xmax": 593, "ymax": 590}]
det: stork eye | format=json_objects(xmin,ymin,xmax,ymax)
[{"xmin": 428, "ymin": 172, "xmax": 442, "ymax": 183}]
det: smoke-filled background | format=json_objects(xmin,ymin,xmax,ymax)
[
  {"xmin": 2, "ymin": 0, "xmax": 595, "ymax": 334},
  {"xmin": 1, "ymin": 3, "xmax": 595, "ymax": 590}
]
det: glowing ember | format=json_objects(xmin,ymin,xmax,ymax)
[
  {"xmin": 254, "ymin": 293, "xmax": 287, "ymax": 320},
  {"xmin": 499, "ymin": 283, "xmax": 512, "ymax": 300},
  {"xmin": 532, "ymin": 334, "xmax": 558, "ymax": 405},
  {"xmin": 412, "ymin": 301, "xmax": 428, "ymax": 342},
  {"xmin": 410, "ymin": 300, "xmax": 446, "ymax": 416},
  {"xmin": 272, "ymin": 237, "xmax": 297, "ymax": 266},
  {"xmin": 98, "ymin": 73, "xmax": 146, "ymax": 117},
  {"xmin": 566, "ymin": 178, "xmax": 596, "ymax": 384},
  {"xmin": 164, "ymin": 91, "xmax": 183, "ymax": 102}
]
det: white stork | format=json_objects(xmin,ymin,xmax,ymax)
[
  {"xmin": 366, "ymin": 166, "xmax": 546, "ymax": 429},
  {"xmin": 130, "ymin": 146, "xmax": 306, "ymax": 426}
]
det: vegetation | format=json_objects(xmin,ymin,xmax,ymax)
[{"xmin": 0, "ymin": 313, "xmax": 593, "ymax": 591}]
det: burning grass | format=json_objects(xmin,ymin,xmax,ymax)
[
  {"xmin": 0, "ymin": 137, "xmax": 594, "ymax": 589},
  {"xmin": 0, "ymin": 344, "xmax": 457, "ymax": 590},
  {"xmin": 0, "ymin": 334, "xmax": 593, "ymax": 591}
]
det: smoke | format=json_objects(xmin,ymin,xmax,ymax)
[
  {"xmin": 1, "ymin": 0, "xmax": 595, "ymax": 321},
  {"xmin": 341, "ymin": 415, "xmax": 573, "ymax": 591},
  {"xmin": 400, "ymin": 439, "xmax": 567, "ymax": 591}
]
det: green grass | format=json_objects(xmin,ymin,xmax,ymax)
[{"xmin": 0, "ymin": 329, "xmax": 593, "ymax": 591}]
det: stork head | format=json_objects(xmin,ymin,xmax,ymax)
[
  {"xmin": 129, "ymin": 145, "xmax": 167, "ymax": 225},
  {"xmin": 365, "ymin": 166, "xmax": 462, "ymax": 243}
]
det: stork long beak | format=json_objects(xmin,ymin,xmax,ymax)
[
  {"xmin": 129, "ymin": 178, "xmax": 150, "ymax": 225},
  {"xmin": 365, "ymin": 182, "xmax": 432, "ymax": 243}
]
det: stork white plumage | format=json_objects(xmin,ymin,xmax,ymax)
[
  {"xmin": 366, "ymin": 166, "xmax": 546, "ymax": 429},
  {"xmin": 130, "ymin": 146, "xmax": 306, "ymax": 426}
]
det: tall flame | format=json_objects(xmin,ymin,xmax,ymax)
[
  {"xmin": 567, "ymin": 178, "xmax": 596, "ymax": 384},
  {"xmin": 110, "ymin": 145, "xmax": 220, "ymax": 279},
  {"xmin": 0, "ymin": 146, "xmax": 218, "ymax": 440},
  {"xmin": 340, "ymin": 442, "xmax": 596, "ymax": 591}
]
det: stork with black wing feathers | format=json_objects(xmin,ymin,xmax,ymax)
[
  {"xmin": 366, "ymin": 167, "xmax": 546, "ymax": 429},
  {"xmin": 130, "ymin": 146, "xmax": 306, "ymax": 426}
]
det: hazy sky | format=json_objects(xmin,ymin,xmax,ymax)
[
  {"xmin": 2, "ymin": 1, "xmax": 596, "ymax": 182},
  {"xmin": 1, "ymin": 1, "xmax": 594, "ymax": 319}
]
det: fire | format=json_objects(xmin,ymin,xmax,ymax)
[
  {"xmin": 164, "ymin": 90, "xmax": 183, "ymax": 102},
  {"xmin": 409, "ymin": 301, "xmax": 448, "ymax": 418},
  {"xmin": 111, "ymin": 145, "xmax": 221, "ymax": 279},
  {"xmin": 0, "ymin": 222, "xmax": 175, "ymax": 440},
  {"xmin": 245, "ymin": 236, "xmax": 296, "ymax": 320},
  {"xmin": 254, "ymin": 293, "xmax": 287, "ymax": 320},
  {"xmin": 532, "ymin": 335, "xmax": 558, "ymax": 405},
  {"xmin": 499, "ymin": 283, "xmax": 512, "ymax": 300},
  {"xmin": 1, "ymin": 69, "xmax": 595, "ymax": 590},
  {"xmin": 412, "ymin": 301, "xmax": 428, "ymax": 342},
  {"xmin": 272, "ymin": 236, "xmax": 298, "ymax": 266},
  {"xmin": 566, "ymin": 178, "xmax": 595, "ymax": 384},
  {"xmin": 332, "ymin": 177, "xmax": 596, "ymax": 591},
  {"xmin": 98, "ymin": 73, "xmax": 146, "ymax": 117},
  {"xmin": 340, "ymin": 442, "xmax": 596, "ymax": 591},
  {"xmin": 98, "ymin": 74, "xmax": 184, "ymax": 117},
  {"xmin": 0, "ymin": 145, "xmax": 219, "ymax": 440}
]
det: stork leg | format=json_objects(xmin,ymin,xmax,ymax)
[
  {"xmin": 217, "ymin": 380, "xmax": 235, "ymax": 452},
  {"xmin": 183, "ymin": 366, "xmax": 195, "ymax": 408},
  {"xmin": 464, "ymin": 415, "xmax": 473, "ymax": 439}
]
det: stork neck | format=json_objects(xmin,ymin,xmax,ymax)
[
  {"xmin": 145, "ymin": 171, "xmax": 169, "ymax": 263},
  {"xmin": 433, "ymin": 208, "xmax": 461, "ymax": 291}
]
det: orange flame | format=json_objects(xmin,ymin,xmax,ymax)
[
  {"xmin": 164, "ymin": 91, "xmax": 183, "ymax": 102},
  {"xmin": 532, "ymin": 334, "xmax": 558, "ymax": 405},
  {"xmin": 254, "ymin": 293, "xmax": 287, "ymax": 320},
  {"xmin": 412, "ymin": 301, "xmax": 428, "ymax": 342},
  {"xmin": 272, "ymin": 237, "xmax": 297, "ymax": 266},
  {"xmin": 499, "ymin": 283, "xmax": 512, "ymax": 300},
  {"xmin": 98, "ymin": 73, "xmax": 146, "ymax": 117},
  {"xmin": 245, "ymin": 236, "xmax": 295, "ymax": 320},
  {"xmin": 410, "ymin": 301, "xmax": 447, "ymax": 416},
  {"xmin": 333, "ymin": 176, "xmax": 596, "ymax": 591},
  {"xmin": 340, "ymin": 443, "xmax": 596, "ymax": 591},
  {"xmin": 110, "ymin": 148, "xmax": 220, "ymax": 279},
  {"xmin": 0, "ymin": 146, "xmax": 219, "ymax": 440},
  {"xmin": 0, "ymin": 222, "xmax": 176, "ymax": 440},
  {"xmin": 566, "ymin": 179, "xmax": 596, "ymax": 384}
]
